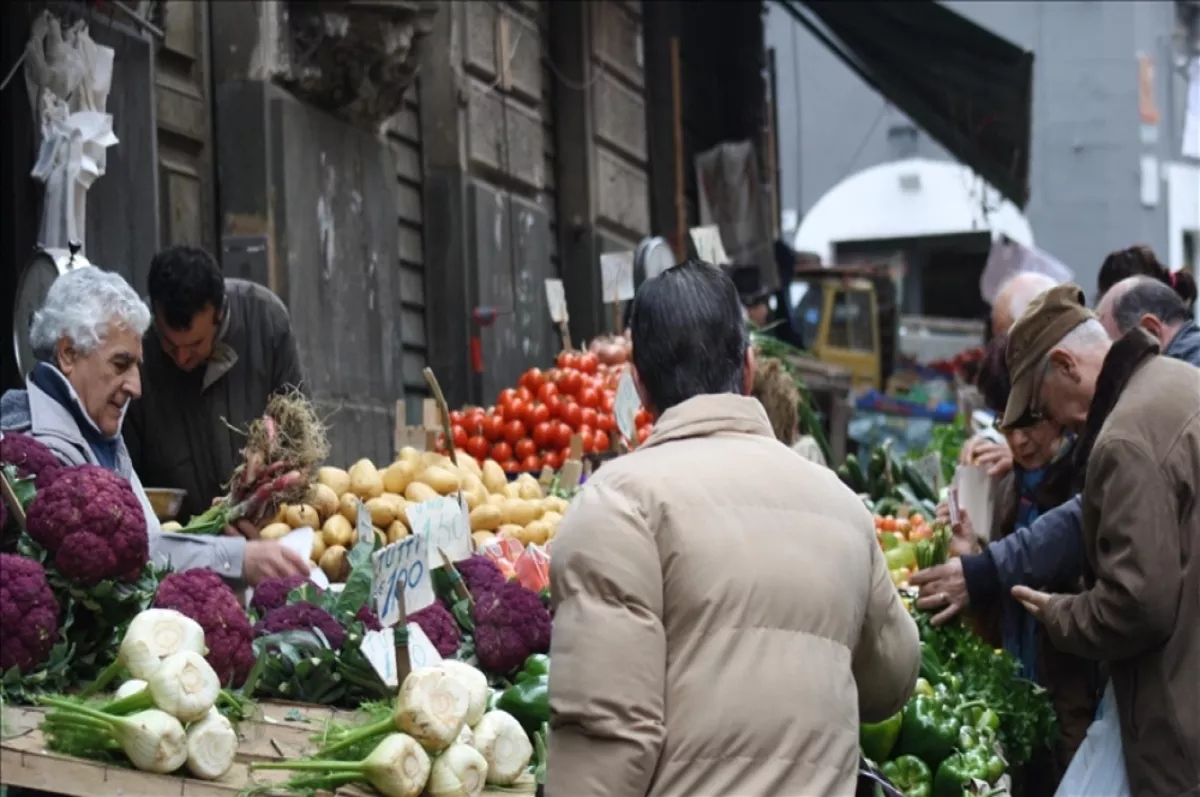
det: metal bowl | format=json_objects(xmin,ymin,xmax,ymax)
[{"xmin": 144, "ymin": 488, "xmax": 187, "ymax": 521}]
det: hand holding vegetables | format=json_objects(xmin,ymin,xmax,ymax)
[
  {"xmin": 242, "ymin": 539, "xmax": 312, "ymax": 585},
  {"xmin": 909, "ymin": 560, "xmax": 970, "ymax": 626}
]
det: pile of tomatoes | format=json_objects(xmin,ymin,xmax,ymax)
[{"xmin": 443, "ymin": 350, "xmax": 654, "ymax": 473}]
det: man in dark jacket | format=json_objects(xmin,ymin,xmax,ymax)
[
  {"xmin": 1098, "ymin": 275, "xmax": 1200, "ymax": 364},
  {"xmin": 124, "ymin": 245, "xmax": 309, "ymax": 526},
  {"xmin": 1002, "ymin": 284, "xmax": 1200, "ymax": 796}
]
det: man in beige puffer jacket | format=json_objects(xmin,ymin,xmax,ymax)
[{"xmin": 547, "ymin": 260, "xmax": 920, "ymax": 797}]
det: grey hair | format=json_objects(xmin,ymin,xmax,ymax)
[
  {"xmin": 1111, "ymin": 276, "xmax": 1191, "ymax": 334},
  {"xmin": 29, "ymin": 267, "xmax": 151, "ymax": 361},
  {"xmin": 1003, "ymin": 273, "xmax": 1059, "ymax": 325}
]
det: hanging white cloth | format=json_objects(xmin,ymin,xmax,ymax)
[
  {"xmin": 1054, "ymin": 681, "xmax": 1131, "ymax": 797},
  {"xmin": 22, "ymin": 12, "xmax": 119, "ymax": 250}
]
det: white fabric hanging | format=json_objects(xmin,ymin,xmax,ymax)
[
  {"xmin": 1054, "ymin": 682, "xmax": 1131, "ymax": 797},
  {"xmin": 22, "ymin": 12, "xmax": 118, "ymax": 250}
]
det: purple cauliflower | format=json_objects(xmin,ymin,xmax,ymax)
[
  {"xmin": 472, "ymin": 581, "xmax": 552, "ymax": 674},
  {"xmin": 255, "ymin": 601, "xmax": 346, "ymax": 650},
  {"xmin": 409, "ymin": 602, "xmax": 461, "ymax": 658},
  {"xmin": 25, "ymin": 465, "xmax": 148, "ymax": 585},
  {"xmin": 0, "ymin": 433, "xmax": 61, "ymax": 481},
  {"xmin": 249, "ymin": 574, "xmax": 323, "ymax": 615},
  {"xmin": 455, "ymin": 554, "xmax": 507, "ymax": 596},
  {"xmin": 0, "ymin": 554, "xmax": 60, "ymax": 673},
  {"xmin": 356, "ymin": 604, "xmax": 382, "ymax": 631},
  {"xmin": 155, "ymin": 569, "xmax": 256, "ymax": 687}
]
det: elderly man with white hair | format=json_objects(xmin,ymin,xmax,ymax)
[{"xmin": 0, "ymin": 267, "xmax": 310, "ymax": 587}]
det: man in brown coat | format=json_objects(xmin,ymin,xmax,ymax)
[
  {"xmin": 1002, "ymin": 283, "xmax": 1200, "ymax": 796},
  {"xmin": 547, "ymin": 260, "xmax": 920, "ymax": 797}
]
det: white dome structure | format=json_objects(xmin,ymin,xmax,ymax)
[{"xmin": 793, "ymin": 157, "xmax": 1035, "ymax": 264}]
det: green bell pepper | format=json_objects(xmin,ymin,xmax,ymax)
[
  {"xmin": 894, "ymin": 694, "xmax": 962, "ymax": 769},
  {"xmin": 860, "ymin": 711, "xmax": 903, "ymax": 762},
  {"xmin": 885, "ymin": 542, "xmax": 917, "ymax": 571},
  {"xmin": 932, "ymin": 748, "xmax": 996, "ymax": 797},
  {"xmin": 495, "ymin": 674, "xmax": 549, "ymax": 735},
  {"xmin": 880, "ymin": 755, "xmax": 932, "ymax": 797}
]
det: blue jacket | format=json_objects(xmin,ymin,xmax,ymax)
[{"xmin": 962, "ymin": 321, "xmax": 1200, "ymax": 600}]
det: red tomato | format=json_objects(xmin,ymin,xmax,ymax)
[
  {"xmin": 544, "ymin": 450, "xmax": 563, "ymax": 469},
  {"xmin": 492, "ymin": 441, "xmax": 513, "ymax": 462},
  {"xmin": 635, "ymin": 408, "xmax": 652, "ymax": 427},
  {"xmin": 561, "ymin": 370, "xmax": 583, "ymax": 396},
  {"xmin": 507, "ymin": 398, "xmax": 526, "ymax": 424},
  {"xmin": 521, "ymin": 454, "xmax": 542, "ymax": 473},
  {"xmin": 504, "ymin": 419, "xmax": 526, "ymax": 446},
  {"xmin": 529, "ymin": 402, "xmax": 550, "ymax": 426},
  {"xmin": 532, "ymin": 421, "xmax": 554, "ymax": 449},
  {"xmin": 517, "ymin": 386, "xmax": 534, "ymax": 404},
  {"xmin": 537, "ymin": 382, "xmax": 559, "ymax": 404},
  {"xmin": 553, "ymin": 421, "xmax": 574, "ymax": 449},
  {"xmin": 578, "ymin": 387, "xmax": 600, "ymax": 409},
  {"xmin": 466, "ymin": 435, "xmax": 490, "ymax": 460},
  {"xmin": 498, "ymin": 388, "xmax": 518, "ymax": 407},
  {"xmin": 484, "ymin": 414, "xmax": 505, "ymax": 442},
  {"xmin": 637, "ymin": 426, "xmax": 651, "ymax": 444},
  {"xmin": 593, "ymin": 430, "xmax": 610, "ymax": 452},
  {"xmin": 600, "ymin": 393, "xmax": 615, "ymax": 414},
  {"xmin": 557, "ymin": 351, "xmax": 579, "ymax": 371},
  {"xmin": 449, "ymin": 410, "xmax": 465, "ymax": 426},
  {"xmin": 545, "ymin": 368, "xmax": 563, "ymax": 386},
  {"xmin": 520, "ymin": 368, "xmax": 544, "ymax": 392},
  {"xmin": 580, "ymin": 407, "xmax": 599, "ymax": 429},
  {"xmin": 579, "ymin": 428, "xmax": 595, "ymax": 454},
  {"xmin": 596, "ymin": 413, "xmax": 615, "ymax": 434},
  {"xmin": 515, "ymin": 438, "xmax": 537, "ymax": 460},
  {"xmin": 502, "ymin": 458, "xmax": 522, "ymax": 475},
  {"xmin": 547, "ymin": 395, "xmax": 565, "ymax": 420},
  {"xmin": 563, "ymin": 403, "xmax": 583, "ymax": 430},
  {"xmin": 451, "ymin": 424, "xmax": 468, "ymax": 449},
  {"xmin": 577, "ymin": 352, "xmax": 599, "ymax": 374}
]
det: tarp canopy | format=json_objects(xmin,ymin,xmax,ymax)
[{"xmin": 776, "ymin": 0, "xmax": 1034, "ymax": 209}]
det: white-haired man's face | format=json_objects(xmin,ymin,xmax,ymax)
[{"xmin": 56, "ymin": 321, "xmax": 144, "ymax": 436}]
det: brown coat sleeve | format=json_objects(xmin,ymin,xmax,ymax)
[
  {"xmin": 547, "ymin": 481, "xmax": 666, "ymax": 797},
  {"xmin": 852, "ymin": 510, "xmax": 921, "ymax": 722},
  {"xmin": 1042, "ymin": 439, "xmax": 1182, "ymax": 659}
]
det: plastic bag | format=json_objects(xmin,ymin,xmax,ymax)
[
  {"xmin": 1054, "ymin": 681, "xmax": 1130, "ymax": 797},
  {"xmin": 513, "ymin": 543, "xmax": 550, "ymax": 593}
]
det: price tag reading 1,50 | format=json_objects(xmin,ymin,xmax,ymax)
[
  {"xmin": 371, "ymin": 532, "xmax": 435, "ymax": 627},
  {"xmin": 407, "ymin": 495, "xmax": 472, "ymax": 566}
]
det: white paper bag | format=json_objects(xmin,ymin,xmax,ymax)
[
  {"xmin": 953, "ymin": 464, "xmax": 995, "ymax": 546},
  {"xmin": 1055, "ymin": 682, "xmax": 1130, "ymax": 797}
]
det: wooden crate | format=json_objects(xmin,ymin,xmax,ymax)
[{"xmin": 1, "ymin": 703, "xmax": 522, "ymax": 797}]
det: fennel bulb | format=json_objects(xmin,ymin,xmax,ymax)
[
  {"xmin": 253, "ymin": 732, "xmax": 431, "ymax": 797},
  {"xmin": 82, "ymin": 609, "xmax": 207, "ymax": 696},
  {"xmin": 438, "ymin": 660, "xmax": 489, "ymax": 727},
  {"xmin": 427, "ymin": 744, "xmax": 488, "ymax": 797},
  {"xmin": 186, "ymin": 708, "xmax": 238, "ymax": 780},
  {"xmin": 105, "ymin": 650, "xmax": 221, "ymax": 723},
  {"xmin": 115, "ymin": 679, "xmax": 148, "ymax": 700},
  {"xmin": 472, "ymin": 710, "xmax": 533, "ymax": 785},
  {"xmin": 315, "ymin": 667, "xmax": 470, "ymax": 759},
  {"xmin": 456, "ymin": 724, "xmax": 475, "ymax": 748},
  {"xmin": 39, "ymin": 697, "xmax": 187, "ymax": 774}
]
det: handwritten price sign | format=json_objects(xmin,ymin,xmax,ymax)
[
  {"xmin": 406, "ymin": 494, "xmax": 472, "ymax": 565},
  {"xmin": 371, "ymin": 532, "xmax": 434, "ymax": 627},
  {"xmin": 406, "ymin": 622, "xmax": 444, "ymax": 669}
]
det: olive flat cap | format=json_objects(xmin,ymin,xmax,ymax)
[{"xmin": 1002, "ymin": 282, "xmax": 1095, "ymax": 429}]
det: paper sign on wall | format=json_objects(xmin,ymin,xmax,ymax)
[
  {"xmin": 690, "ymin": 225, "xmax": 730, "ymax": 266},
  {"xmin": 544, "ymin": 278, "xmax": 568, "ymax": 323},
  {"xmin": 407, "ymin": 495, "xmax": 472, "ymax": 565},
  {"xmin": 371, "ymin": 531, "xmax": 435, "ymax": 627},
  {"xmin": 406, "ymin": 622, "xmax": 444, "ymax": 670},
  {"xmin": 615, "ymin": 367, "xmax": 642, "ymax": 441},
  {"xmin": 600, "ymin": 251, "xmax": 636, "ymax": 303}
]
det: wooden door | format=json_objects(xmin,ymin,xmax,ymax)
[{"xmin": 154, "ymin": 1, "xmax": 215, "ymax": 252}]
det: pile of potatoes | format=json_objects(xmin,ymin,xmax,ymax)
[{"xmin": 262, "ymin": 446, "xmax": 571, "ymax": 582}]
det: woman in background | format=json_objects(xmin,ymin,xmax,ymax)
[
  {"xmin": 1097, "ymin": 244, "xmax": 1196, "ymax": 310},
  {"xmin": 750, "ymin": 355, "xmax": 827, "ymax": 466}
]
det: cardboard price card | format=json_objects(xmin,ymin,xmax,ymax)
[
  {"xmin": 355, "ymin": 499, "xmax": 375, "ymax": 546},
  {"xmin": 544, "ymin": 278, "xmax": 569, "ymax": 323},
  {"xmin": 407, "ymin": 494, "xmax": 472, "ymax": 565},
  {"xmin": 361, "ymin": 627, "xmax": 399, "ymax": 687},
  {"xmin": 371, "ymin": 532, "xmax": 435, "ymax": 627},
  {"xmin": 615, "ymin": 367, "xmax": 641, "ymax": 441},
  {"xmin": 690, "ymin": 225, "xmax": 730, "ymax": 266},
  {"xmin": 406, "ymin": 622, "xmax": 444, "ymax": 670}
]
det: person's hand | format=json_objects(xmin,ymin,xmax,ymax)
[
  {"xmin": 242, "ymin": 541, "xmax": 311, "ymax": 587},
  {"xmin": 961, "ymin": 437, "xmax": 1013, "ymax": 478},
  {"xmin": 949, "ymin": 512, "xmax": 978, "ymax": 557},
  {"xmin": 935, "ymin": 499, "xmax": 951, "ymax": 525},
  {"xmin": 910, "ymin": 559, "xmax": 969, "ymax": 625},
  {"xmin": 222, "ymin": 519, "xmax": 261, "ymax": 540},
  {"xmin": 1011, "ymin": 585, "xmax": 1053, "ymax": 621}
]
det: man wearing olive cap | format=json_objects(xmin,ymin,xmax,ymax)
[{"xmin": 1003, "ymin": 283, "xmax": 1200, "ymax": 796}]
